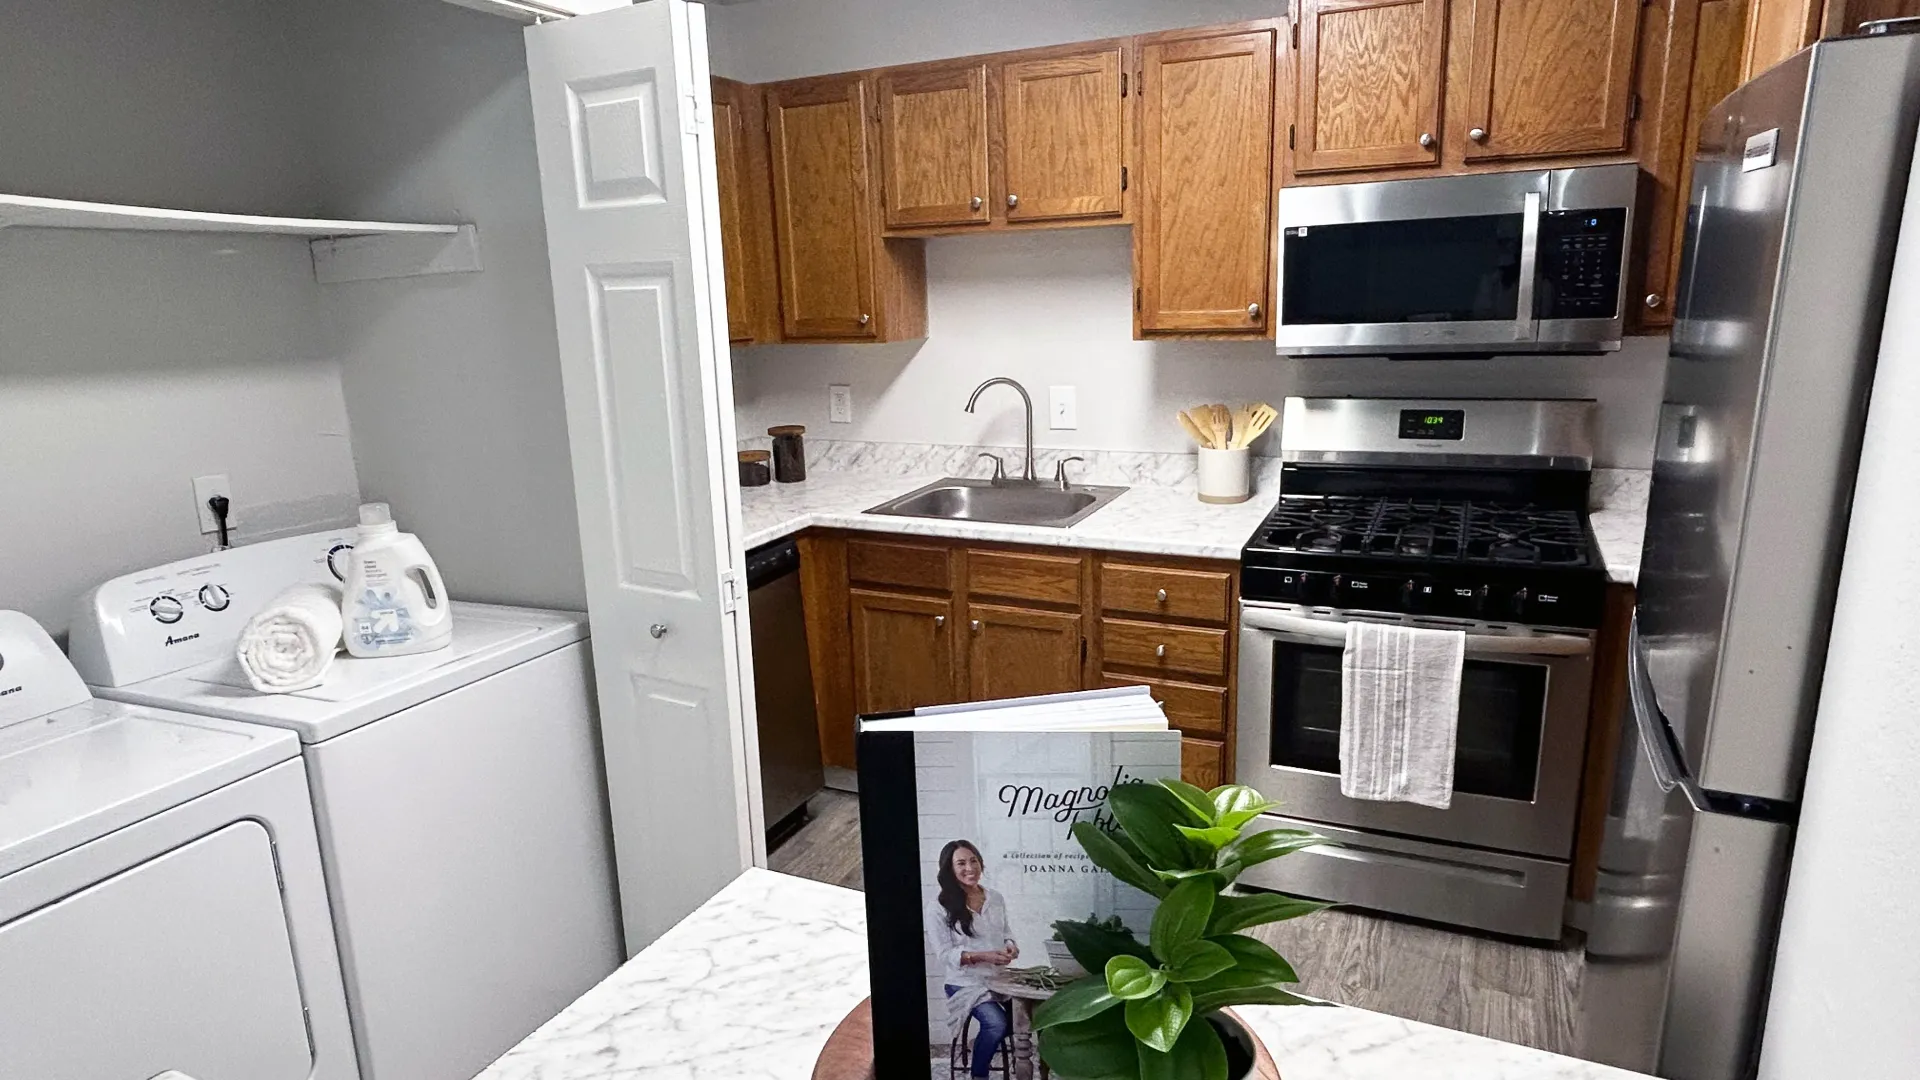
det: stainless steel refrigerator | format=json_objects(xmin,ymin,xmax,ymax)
[{"xmin": 1579, "ymin": 28, "xmax": 1920, "ymax": 1080}]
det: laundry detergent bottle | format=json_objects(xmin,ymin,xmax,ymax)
[{"xmin": 342, "ymin": 503, "xmax": 453, "ymax": 658}]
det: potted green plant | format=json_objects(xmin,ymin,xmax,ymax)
[{"xmin": 1032, "ymin": 779, "xmax": 1328, "ymax": 1080}]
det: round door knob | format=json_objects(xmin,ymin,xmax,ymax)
[
  {"xmin": 857, "ymin": 313, "xmax": 871, "ymax": 326},
  {"xmin": 971, "ymin": 619, "xmax": 983, "ymax": 633},
  {"xmin": 1156, "ymin": 588, "xmax": 1169, "ymax": 603},
  {"xmin": 1469, "ymin": 127, "xmax": 1488, "ymax": 142},
  {"xmin": 1645, "ymin": 293, "xmax": 1664, "ymax": 309},
  {"xmin": 198, "ymin": 584, "xmax": 231, "ymax": 612},
  {"xmin": 1155, "ymin": 644, "xmax": 1168, "ymax": 659},
  {"xmin": 649, "ymin": 623, "xmax": 668, "ymax": 639},
  {"xmin": 150, "ymin": 595, "xmax": 185, "ymax": 625},
  {"xmin": 1248, "ymin": 302, "xmax": 1261, "ymax": 319},
  {"xmin": 1418, "ymin": 132, "xmax": 1435, "ymax": 148},
  {"xmin": 971, "ymin": 196, "xmax": 983, "ymax": 211},
  {"xmin": 1007, "ymin": 194, "xmax": 1020, "ymax": 209},
  {"xmin": 934, "ymin": 615, "xmax": 946, "ymax": 628}
]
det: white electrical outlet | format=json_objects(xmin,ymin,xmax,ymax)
[
  {"xmin": 192, "ymin": 474, "xmax": 235, "ymax": 535},
  {"xmin": 829, "ymin": 384, "xmax": 854, "ymax": 424},
  {"xmin": 1048, "ymin": 385, "xmax": 1079, "ymax": 430}
]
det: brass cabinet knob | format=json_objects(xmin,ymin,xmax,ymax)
[
  {"xmin": 858, "ymin": 313, "xmax": 871, "ymax": 326},
  {"xmin": 1469, "ymin": 127, "xmax": 1488, "ymax": 142},
  {"xmin": 1248, "ymin": 302, "xmax": 1261, "ymax": 319},
  {"xmin": 971, "ymin": 619, "xmax": 983, "ymax": 633},
  {"xmin": 1156, "ymin": 588, "xmax": 1169, "ymax": 603},
  {"xmin": 934, "ymin": 615, "xmax": 945, "ymax": 628},
  {"xmin": 971, "ymin": 196, "xmax": 983, "ymax": 211},
  {"xmin": 1645, "ymin": 293, "xmax": 1664, "ymax": 309},
  {"xmin": 1007, "ymin": 194, "xmax": 1020, "ymax": 209},
  {"xmin": 1155, "ymin": 643, "xmax": 1168, "ymax": 659},
  {"xmin": 1418, "ymin": 132, "xmax": 1435, "ymax": 148}
]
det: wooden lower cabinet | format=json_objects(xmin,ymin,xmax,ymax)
[
  {"xmin": 1180, "ymin": 736, "xmax": 1231, "ymax": 790},
  {"xmin": 967, "ymin": 603, "xmax": 1083, "ymax": 701},
  {"xmin": 848, "ymin": 588, "xmax": 956, "ymax": 714}
]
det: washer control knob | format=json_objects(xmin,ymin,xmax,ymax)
[
  {"xmin": 150, "ymin": 596, "xmax": 185, "ymax": 624},
  {"xmin": 199, "ymin": 584, "xmax": 231, "ymax": 612}
]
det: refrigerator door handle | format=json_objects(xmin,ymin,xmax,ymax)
[{"xmin": 1628, "ymin": 612, "xmax": 1710, "ymax": 813}]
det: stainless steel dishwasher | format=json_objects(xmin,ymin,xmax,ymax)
[{"xmin": 745, "ymin": 537, "xmax": 825, "ymax": 844}]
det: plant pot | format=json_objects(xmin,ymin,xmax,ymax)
[
  {"xmin": 1044, "ymin": 939, "xmax": 1089, "ymax": 978},
  {"xmin": 1211, "ymin": 1009, "xmax": 1282, "ymax": 1080}
]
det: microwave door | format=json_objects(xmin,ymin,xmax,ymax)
[{"xmin": 1275, "ymin": 171, "xmax": 1550, "ymax": 356}]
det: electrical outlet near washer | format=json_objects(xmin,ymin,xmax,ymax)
[{"xmin": 192, "ymin": 474, "xmax": 234, "ymax": 534}]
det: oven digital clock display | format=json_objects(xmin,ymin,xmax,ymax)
[{"xmin": 1399, "ymin": 409, "xmax": 1465, "ymax": 441}]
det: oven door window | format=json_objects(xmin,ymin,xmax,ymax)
[
  {"xmin": 1282, "ymin": 213, "xmax": 1524, "ymax": 325},
  {"xmin": 1269, "ymin": 641, "xmax": 1547, "ymax": 802}
]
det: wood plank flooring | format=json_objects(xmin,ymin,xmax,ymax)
[{"xmin": 767, "ymin": 789, "xmax": 1585, "ymax": 1056}]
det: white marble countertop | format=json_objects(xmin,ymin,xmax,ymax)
[
  {"xmin": 1588, "ymin": 469, "xmax": 1650, "ymax": 587},
  {"xmin": 739, "ymin": 470, "xmax": 1276, "ymax": 563},
  {"xmin": 476, "ymin": 868, "xmax": 1650, "ymax": 1080}
]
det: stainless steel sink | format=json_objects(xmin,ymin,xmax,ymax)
[{"xmin": 864, "ymin": 478, "xmax": 1128, "ymax": 528}]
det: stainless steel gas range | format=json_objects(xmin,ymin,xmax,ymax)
[{"xmin": 1235, "ymin": 398, "xmax": 1610, "ymax": 940}]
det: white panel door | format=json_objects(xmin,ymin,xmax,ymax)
[{"xmin": 525, "ymin": 0, "xmax": 762, "ymax": 954}]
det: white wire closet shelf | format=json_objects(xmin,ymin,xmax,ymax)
[{"xmin": 0, "ymin": 193, "xmax": 464, "ymax": 238}]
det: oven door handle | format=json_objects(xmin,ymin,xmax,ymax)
[{"xmin": 1240, "ymin": 607, "xmax": 1592, "ymax": 657}]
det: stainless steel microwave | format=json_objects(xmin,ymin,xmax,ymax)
[{"xmin": 1273, "ymin": 163, "xmax": 1640, "ymax": 356}]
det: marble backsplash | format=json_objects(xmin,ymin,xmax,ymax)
[{"xmin": 737, "ymin": 436, "xmax": 1284, "ymax": 493}]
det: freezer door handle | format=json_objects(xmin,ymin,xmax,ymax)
[{"xmin": 1628, "ymin": 612, "xmax": 1709, "ymax": 812}]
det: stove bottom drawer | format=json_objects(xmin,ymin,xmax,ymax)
[{"xmin": 1237, "ymin": 814, "xmax": 1569, "ymax": 941}]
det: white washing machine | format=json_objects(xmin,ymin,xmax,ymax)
[
  {"xmin": 69, "ymin": 533, "xmax": 624, "ymax": 1080},
  {"xmin": 0, "ymin": 609, "xmax": 358, "ymax": 1080}
]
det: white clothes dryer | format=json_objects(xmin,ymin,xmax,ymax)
[
  {"xmin": 70, "ymin": 533, "xmax": 623, "ymax": 1080},
  {"xmin": 0, "ymin": 610, "xmax": 357, "ymax": 1080}
]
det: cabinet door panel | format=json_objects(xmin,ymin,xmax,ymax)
[
  {"xmin": 879, "ymin": 64, "xmax": 991, "ymax": 228},
  {"xmin": 712, "ymin": 78, "xmax": 779, "ymax": 344},
  {"xmin": 1293, "ymin": 0, "xmax": 1448, "ymax": 174},
  {"xmin": 1137, "ymin": 29, "xmax": 1276, "ymax": 334},
  {"xmin": 1001, "ymin": 48, "xmax": 1128, "ymax": 223},
  {"xmin": 851, "ymin": 589, "xmax": 956, "ymax": 714},
  {"xmin": 967, "ymin": 604, "xmax": 1084, "ymax": 702},
  {"xmin": 1461, "ymin": 0, "xmax": 1643, "ymax": 161},
  {"xmin": 1181, "ymin": 736, "xmax": 1231, "ymax": 788},
  {"xmin": 768, "ymin": 78, "xmax": 879, "ymax": 339}
]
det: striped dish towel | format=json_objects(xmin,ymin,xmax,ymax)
[{"xmin": 1339, "ymin": 620, "xmax": 1465, "ymax": 809}]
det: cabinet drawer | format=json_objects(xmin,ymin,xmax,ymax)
[
  {"xmin": 1102, "ymin": 618, "xmax": 1228, "ymax": 678},
  {"xmin": 1100, "ymin": 674, "xmax": 1226, "ymax": 735},
  {"xmin": 848, "ymin": 539, "xmax": 952, "ymax": 591},
  {"xmin": 1101, "ymin": 562, "xmax": 1232, "ymax": 623},
  {"xmin": 1181, "ymin": 735, "xmax": 1230, "ymax": 789},
  {"xmin": 968, "ymin": 550, "xmax": 1082, "ymax": 606}
]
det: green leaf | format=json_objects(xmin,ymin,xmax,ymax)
[
  {"xmin": 1039, "ymin": 1007, "xmax": 1142, "ymax": 1080},
  {"xmin": 1073, "ymin": 821, "xmax": 1169, "ymax": 899},
  {"xmin": 1219, "ymin": 828, "xmax": 1327, "ymax": 872},
  {"xmin": 1149, "ymin": 877, "xmax": 1216, "ymax": 959},
  {"xmin": 1105, "ymin": 955, "xmax": 1167, "ymax": 1000},
  {"xmin": 1124, "ymin": 985, "xmax": 1194, "ymax": 1053},
  {"xmin": 1150, "ymin": 866, "xmax": 1230, "ymax": 895},
  {"xmin": 1209, "ymin": 784, "xmax": 1279, "ymax": 830},
  {"xmin": 1053, "ymin": 916, "xmax": 1153, "ymax": 974},
  {"xmin": 1107, "ymin": 781, "xmax": 1205, "ymax": 869},
  {"xmin": 1190, "ymin": 985, "xmax": 1326, "ymax": 1014},
  {"xmin": 1173, "ymin": 823, "xmax": 1242, "ymax": 850},
  {"xmin": 1206, "ymin": 891, "xmax": 1332, "ymax": 935},
  {"xmin": 1163, "ymin": 939, "xmax": 1235, "ymax": 984},
  {"xmin": 1208, "ymin": 933, "xmax": 1300, "ymax": 984},
  {"xmin": 1162, "ymin": 1013, "xmax": 1231, "ymax": 1080},
  {"xmin": 1158, "ymin": 778, "xmax": 1219, "ymax": 824},
  {"xmin": 1033, "ymin": 975, "xmax": 1122, "ymax": 1030}
]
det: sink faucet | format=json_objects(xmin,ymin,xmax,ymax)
[{"xmin": 964, "ymin": 377, "xmax": 1037, "ymax": 483}]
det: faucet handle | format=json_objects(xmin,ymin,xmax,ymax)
[
  {"xmin": 1054, "ymin": 456, "xmax": 1085, "ymax": 489},
  {"xmin": 977, "ymin": 452, "xmax": 1007, "ymax": 483}
]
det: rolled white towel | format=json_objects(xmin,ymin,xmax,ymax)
[{"xmin": 237, "ymin": 583, "xmax": 345, "ymax": 694}]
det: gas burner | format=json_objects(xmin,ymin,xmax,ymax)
[{"xmin": 1256, "ymin": 496, "xmax": 1594, "ymax": 569}]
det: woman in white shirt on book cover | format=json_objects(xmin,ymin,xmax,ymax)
[{"xmin": 924, "ymin": 839, "xmax": 1019, "ymax": 1076}]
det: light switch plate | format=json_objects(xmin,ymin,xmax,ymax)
[
  {"xmin": 829, "ymin": 384, "xmax": 853, "ymax": 424},
  {"xmin": 192, "ymin": 474, "xmax": 235, "ymax": 534},
  {"xmin": 1049, "ymin": 385, "xmax": 1078, "ymax": 430}
]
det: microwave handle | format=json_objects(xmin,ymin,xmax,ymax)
[
  {"xmin": 1513, "ymin": 189, "xmax": 1542, "ymax": 342},
  {"xmin": 1240, "ymin": 607, "xmax": 1591, "ymax": 657}
]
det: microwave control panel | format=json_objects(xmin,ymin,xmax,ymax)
[{"xmin": 1535, "ymin": 208, "xmax": 1626, "ymax": 320}]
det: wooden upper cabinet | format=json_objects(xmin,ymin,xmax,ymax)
[
  {"xmin": 999, "ymin": 47, "xmax": 1129, "ymax": 223},
  {"xmin": 878, "ymin": 64, "xmax": 991, "ymax": 229},
  {"xmin": 767, "ymin": 76, "xmax": 876, "ymax": 339},
  {"xmin": 850, "ymin": 589, "xmax": 956, "ymax": 714},
  {"xmin": 1292, "ymin": 0, "xmax": 1449, "ymax": 174},
  {"xmin": 965, "ymin": 604, "xmax": 1084, "ymax": 702},
  {"xmin": 711, "ymin": 77, "xmax": 779, "ymax": 345},
  {"xmin": 1458, "ymin": 0, "xmax": 1644, "ymax": 161},
  {"xmin": 1136, "ymin": 26, "xmax": 1277, "ymax": 335}
]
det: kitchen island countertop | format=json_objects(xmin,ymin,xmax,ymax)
[{"xmin": 475, "ymin": 868, "xmax": 1652, "ymax": 1080}]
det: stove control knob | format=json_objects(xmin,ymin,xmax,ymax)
[
  {"xmin": 1401, "ymin": 579, "xmax": 1434, "ymax": 613},
  {"xmin": 198, "ymin": 584, "xmax": 231, "ymax": 612},
  {"xmin": 150, "ymin": 595, "xmax": 185, "ymax": 625},
  {"xmin": 1509, "ymin": 587, "xmax": 1531, "ymax": 619}
]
